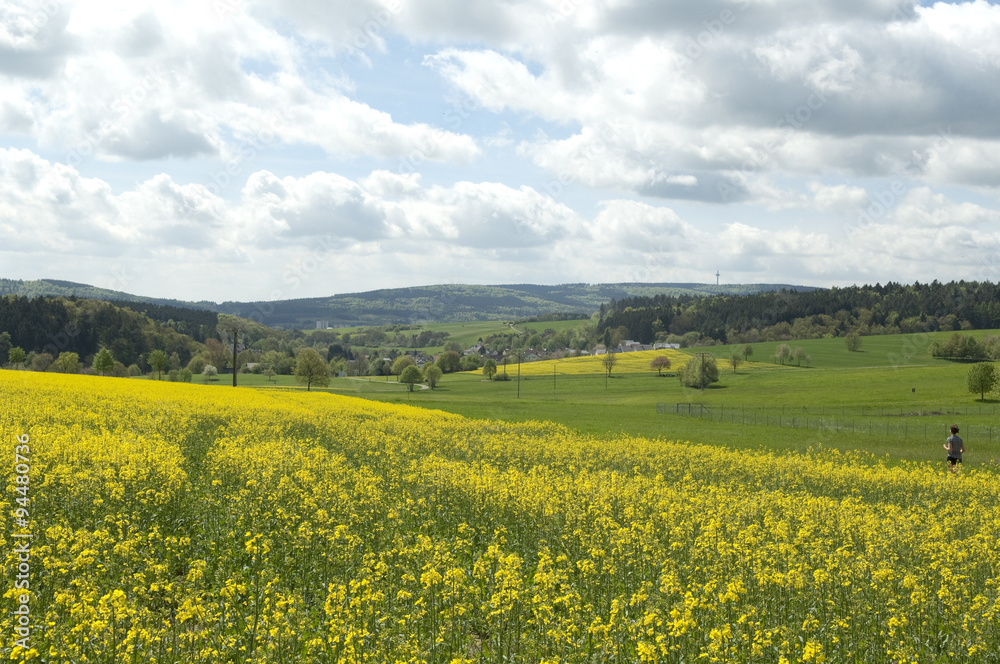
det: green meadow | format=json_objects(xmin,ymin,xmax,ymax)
[
  {"xmin": 210, "ymin": 329, "xmax": 1000, "ymax": 467},
  {"xmin": 701, "ymin": 329, "xmax": 974, "ymax": 369},
  {"xmin": 315, "ymin": 330, "xmax": 1000, "ymax": 467}
]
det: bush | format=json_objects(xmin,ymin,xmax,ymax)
[
  {"xmin": 460, "ymin": 354, "xmax": 482, "ymax": 371},
  {"xmin": 178, "ymin": 368, "xmax": 193, "ymax": 383},
  {"xmin": 932, "ymin": 333, "xmax": 988, "ymax": 360},
  {"xmin": 31, "ymin": 352, "xmax": 54, "ymax": 372},
  {"xmin": 436, "ymin": 351, "xmax": 461, "ymax": 374},
  {"xmin": 187, "ymin": 356, "xmax": 207, "ymax": 375},
  {"xmin": 680, "ymin": 355, "xmax": 719, "ymax": 389}
]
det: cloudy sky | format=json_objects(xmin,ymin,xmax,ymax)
[{"xmin": 1, "ymin": 0, "xmax": 999, "ymax": 302}]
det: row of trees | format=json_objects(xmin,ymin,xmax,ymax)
[
  {"xmin": 291, "ymin": 348, "xmax": 448, "ymax": 392},
  {"xmin": 310, "ymin": 326, "xmax": 451, "ymax": 349},
  {"xmin": 599, "ymin": 281, "xmax": 1000, "ymax": 346},
  {"xmin": 931, "ymin": 333, "xmax": 1000, "ymax": 360},
  {"xmin": 0, "ymin": 296, "xmax": 208, "ymax": 368}
]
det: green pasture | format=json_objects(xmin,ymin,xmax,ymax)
[
  {"xmin": 207, "ymin": 329, "xmax": 1000, "ymax": 468},
  {"xmin": 318, "ymin": 331, "xmax": 1000, "ymax": 468},
  {"xmin": 705, "ymin": 329, "xmax": 1000, "ymax": 369}
]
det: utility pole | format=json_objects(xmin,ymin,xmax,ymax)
[
  {"xmin": 517, "ymin": 350, "xmax": 521, "ymax": 399},
  {"xmin": 695, "ymin": 352, "xmax": 713, "ymax": 390},
  {"xmin": 232, "ymin": 328, "xmax": 238, "ymax": 387}
]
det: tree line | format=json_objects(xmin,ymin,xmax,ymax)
[
  {"xmin": 0, "ymin": 295, "xmax": 212, "ymax": 370},
  {"xmin": 598, "ymin": 281, "xmax": 1000, "ymax": 345}
]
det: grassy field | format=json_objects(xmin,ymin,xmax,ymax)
[
  {"xmin": 703, "ymin": 329, "xmax": 998, "ymax": 369},
  {"xmin": 317, "ymin": 331, "xmax": 1000, "ymax": 467},
  {"xmin": 199, "ymin": 329, "xmax": 1000, "ymax": 466}
]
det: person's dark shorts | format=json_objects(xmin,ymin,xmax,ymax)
[{"xmin": 947, "ymin": 456, "xmax": 962, "ymax": 466}]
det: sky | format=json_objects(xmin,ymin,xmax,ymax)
[{"xmin": 1, "ymin": 0, "xmax": 999, "ymax": 303}]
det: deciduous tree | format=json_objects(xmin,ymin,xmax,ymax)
[
  {"xmin": 391, "ymin": 355, "xmax": 415, "ymax": 380},
  {"xmin": 728, "ymin": 353, "xmax": 743, "ymax": 374},
  {"xmin": 423, "ymin": 364, "xmax": 443, "ymax": 388},
  {"xmin": 602, "ymin": 348, "xmax": 618, "ymax": 377},
  {"xmin": 55, "ymin": 352, "xmax": 79, "ymax": 374},
  {"xmin": 401, "ymin": 365, "xmax": 423, "ymax": 391},
  {"xmin": 773, "ymin": 343, "xmax": 792, "ymax": 365},
  {"xmin": 31, "ymin": 352, "xmax": 54, "ymax": 372},
  {"xmin": 294, "ymin": 348, "xmax": 330, "ymax": 391},
  {"xmin": 680, "ymin": 354, "xmax": 719, "ymax": 389},
  {"xmin": 967, "ymin": 362, "xmax": 998, "ymax": 401},
  {"xmin": 8, "ymin": 346, "xmax": 25, "ymax": 369},
  {"xmin": 649, "ymin": 355, "xmax": 671, "ymax": 376},
  {"xmin": 0, "ymin": 331, "xmax": 10, "ymax": 365},
  {"xmin": 436, "ymin": 350, "xmax": 461, "ymax": 374},
  {"xmin": 93, "ymin": 347, "xmax": 114, "ymax": 376},
  {"xmin": 460, "ymin": 354, "xmax": 482, "ymax": 371},
  {"xmin": 148, "ymin": 350, "xmax": 169, "ymax": 380},
  {"xmin": 482, "ymin": 359, "xmax": 497, "ymax": 380}
]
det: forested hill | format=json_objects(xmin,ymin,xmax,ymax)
[
  {"xmin": 0, "ymin": 277, "xmax": 813, "ymax": 327},
  {"xmin": 0, "ymin": 295, "xmax": 217, "ymax": 366},
  {"xmin": 0, "ymin": 279, "xmax": 218, "ymax": 310},
  {"xmin": 215, "ymin": 283, "xmax": 814, "ymax": 328},
  {"xmin": 598, "ymin": 281, "xmax": 1000, "ymax": 344}
]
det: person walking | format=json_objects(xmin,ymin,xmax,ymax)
[{"xmin": 944, "ymin": 425, "xmax": 965, "ymax": 475}]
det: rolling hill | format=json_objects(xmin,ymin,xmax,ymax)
[{"xmin": 1, "ymin": 278, "xmax": 815, "ymax": 328}]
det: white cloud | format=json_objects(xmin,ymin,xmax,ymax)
[
  {"xmin": 892, "ymin": 187, "xmax": 1000, "ymax": 229},
  {"xmin": 590, "ymin": 200, "xmax": 697, "ymax": 251},
  {"xmin": 2, "ymin": 0, "xmax": 481, "ymax": 166},
  {"xmin": 3, "ymin": 0, "xmax": 1000, "ymax": 300},
  {"xmin": 240, "ymin": 170, "xmax": 391, "ymax": 245}
]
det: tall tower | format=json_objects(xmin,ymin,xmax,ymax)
[{"xmin": 716, "ymin": 271, "xmax": 720, "ymax": 286}]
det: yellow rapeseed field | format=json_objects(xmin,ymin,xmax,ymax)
[{"xmin": 2, "ymin": 371, "xmax": 999, "ymax": 662}]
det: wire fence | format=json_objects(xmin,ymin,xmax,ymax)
[{"xmin": 657, "ymin": 403, "xmax": 999, "ymax": 443}]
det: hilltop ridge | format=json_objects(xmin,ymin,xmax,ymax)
[{"xmin": 1, "ymin": 278, "xmax": 814, "ymax": 328}]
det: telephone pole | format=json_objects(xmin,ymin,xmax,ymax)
[{"xmin": 695, "ymin": 352, "xmax": 713, "ymax": 390}]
